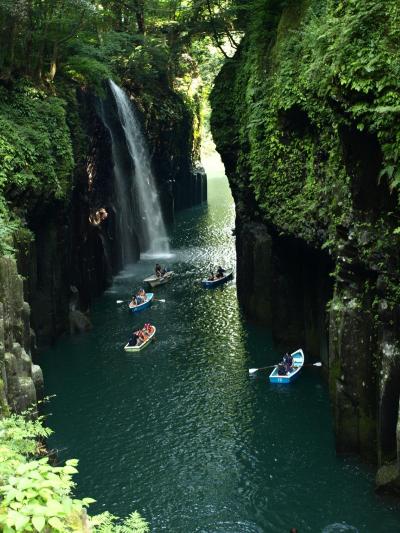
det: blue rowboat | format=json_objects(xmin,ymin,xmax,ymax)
[
  {"xmin": 269, "ymin": 349, "xmax": 304, "ymax": 384},
  {"xmin": 129, "ymin": 293, "xmax": 153, "ymax": 313},
  {"xmin": 202, "ymin": 269, "xmax": 233, "ymax": 288}
]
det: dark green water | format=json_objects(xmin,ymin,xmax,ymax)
[{"xmin": 41, "ymin": 163, "xmax": 400, "ymax": 532}]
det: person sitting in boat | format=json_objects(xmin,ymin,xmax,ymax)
[
  {"xmin": 144, "ymin": 323, "xmax": 153, "ymax": 334},
  {"xmin": 135, "ymin": 288, "xmax": 146, "ymax": 305},
  {"xmin": 128, "ymin": 331, "xmax": 139, "ymax": 346},
  {"xmin": 216, "ymin": 266, "xmax": 226, "ymax": 279},
  {"xmin": 139, "ymin": 288, "xmax": 147, "ymax": 300},
  {"xmin": 155, "ymin": 263, "xmax": 162, "ymax": 277},
  {"xmin": 277, "ymin": 362, "xmax": 287, "ymax": 376},
  {"xmin": 128, "ymin": 296, "xmax": 137, "ymax": 309},
  {"xmin": 135, "ymin": 293, "xmax": 143, "ymax": 305},
  {"xmin": 208, "ymin": 270, "xmax": 215, "ymax": 281},
  {"xmin": 283, "ymin": 352, "xmax": 293, "ymax": 372},
  {"xmin": 138, "ymin": 329, "xmax": 148, "ymax": 344}
]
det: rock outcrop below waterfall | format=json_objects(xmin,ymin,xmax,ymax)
[{"xmin": 211, "ymin": 0, "xmax": 400, "ymax": 493}]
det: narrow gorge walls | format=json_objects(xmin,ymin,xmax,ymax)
[{"xmin": 211, "ymin": 0, "xmax": 400, "ymax": 492}]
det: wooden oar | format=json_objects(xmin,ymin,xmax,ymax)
[
  {"xmin": 116, "ymin": 298, "xmax": 166, "ymax": 304},
  {"xmin": 248, "ymin": 361, "xmax": 322, "ymax": 374},
  {"xmin": 248, "ymin": 364, "xmax": 277, "ymax": 374}
]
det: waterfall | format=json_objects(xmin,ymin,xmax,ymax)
[
  {"xmin": 108, "ymin": 80, "xmax": 170, "ymax": 259},
  {"xmin": 99, "ymin": 101, "xmax": 137, "ymax": 265}
]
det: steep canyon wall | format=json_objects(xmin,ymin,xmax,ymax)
[{"xmin": 211, "ymin": 0, "xmax": 400, "ymax": 492}]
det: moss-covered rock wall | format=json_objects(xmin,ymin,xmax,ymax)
[{"xmin": 211, "ymin": 0, "xmax": 400, "ymax": 492}]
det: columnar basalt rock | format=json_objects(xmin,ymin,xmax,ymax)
[{"xmin": 0, "ymin": 257, "xmax": 43, "ymax": 414}]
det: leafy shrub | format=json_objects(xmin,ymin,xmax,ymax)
[
  {"xmin": 0, "ymin": 82, "xmax": 73, "ymax": 208},
  {"xmin": 0, "ymin": 408, "xmax": 150, "ymax": 532},
  {"xmin": 63, "ymin": 56, "xmax": 112, "ymax": 97}
]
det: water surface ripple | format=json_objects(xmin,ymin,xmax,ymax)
[{"xmin": 41, "ymin": 171, "xmax": 400, "ymax": 532}]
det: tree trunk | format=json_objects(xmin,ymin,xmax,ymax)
[
  {"xmin": 134, "ymin": 0, "xmax": 145, "ymax": 34},
  {"xmin": 7, "ymin": 18, "xmax": 17, "ymax": 74},
  {"xmin": 48, "ymin": 42, "xmax": 58, "ymax": 81}
]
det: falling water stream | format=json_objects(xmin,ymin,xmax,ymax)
[
  {"xmin": 99, "ymin": 99, "xmax": 137, "ymax": 265},
  {"xmin": 108, "ymin": 80, "xmax": 170, "ymax": 258}
]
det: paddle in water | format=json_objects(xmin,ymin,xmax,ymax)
[{"xmin": 248, "ymin": 361, "xmax": 322, "ymax": 374}]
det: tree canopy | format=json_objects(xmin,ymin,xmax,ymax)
[{"xmin": 0, "ymin": 0, "xmax": 241, "ymax": 91}]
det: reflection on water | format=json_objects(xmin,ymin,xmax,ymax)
[{"xmin": 40, "ymin": 162, "xmax": 400, "ymax": 532}]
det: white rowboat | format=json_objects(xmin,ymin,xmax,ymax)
[
  {"xmin": 124, "ymin": 327, "xmax": 156, "ymax": 352},
  {"xmin": 143, "ymin": 271, "xmax": 174, "ymax": 288}
]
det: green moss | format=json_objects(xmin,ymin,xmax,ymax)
[
  {"xmin": 0, "ymin": 82, "xmax": 73, "ymax": 203},
  {"xmin": 0, "ymin": 378, "xmax": 10, "ymax": 417},
  {"xmin": 0, "ymin": 80, "xmax": 76, "ymax": 256},
  {"xmin": 211, "ymin": 0, "xmax": 400, "ymax": 302}
]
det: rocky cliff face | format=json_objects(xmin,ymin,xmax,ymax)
[
  {"xmin": 211, "ymin": 0, "xmax": 400, "ymax": 492},
  {"xmin": 0, "ymin": 256, "xmax": 43, "ymax": 414},
  {"xmin": 125, "ymin": 83, "xmax": 207, "ymax": 220}
]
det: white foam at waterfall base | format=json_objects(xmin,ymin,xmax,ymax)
[
  {"xmin": 109, "ymin": 79, "xmax": 170, "ymax": 257},
  {"xmin": 140, "ymin": 251, "xmax": 175, "ymax": 260}
]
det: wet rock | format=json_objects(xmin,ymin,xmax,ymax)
[
  {"xmin": 69, "ymin": 309, "xmax": 92, "ymax": 334},
  {"xmin": 235, "ymin": 222, "xmax": 272, "ymax": 325},
  {"xmin": 31, "ymin": 364, "xmax": 44, "ymax": 401},
  {"xmin": 376, "ymin": 463, "xmax": 400, "ymax": 495}
]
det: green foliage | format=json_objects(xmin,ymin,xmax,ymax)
[
  {"xmin": 211, "ymin": 0, "xmax": 400, "ymax": 315},
  {"xmin": 0, "ymin": 80, "xmax": 74, "ymax": 256},
  {"xmin": 63, "ymin": 55, "xmax": 113, "ymax": 96},
  {"xmin": 212, "ymin": 0, "xmax": 400, "ymax": 244},
  {"xmin": 92, "ymin": 511, "xmax": 150, "ymax": 533},
  {"xmin": 124, "ymin": 36, "xmax": 170, "ymax": 86},
  {"xmin": 0, "ymin": 457, "xmax": 94, "ymax": 533},
  {"xmin": 0, "ymin": 409, "xmax": 150, "ymax": 532},
  {"xmin": 0, "ymin": 82, "xmax": 73, "ymax": 205}
]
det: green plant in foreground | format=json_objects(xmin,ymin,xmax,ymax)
[{"xmin": 0, "ymin": 409, "xmax": 149, "ymax": 532}]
